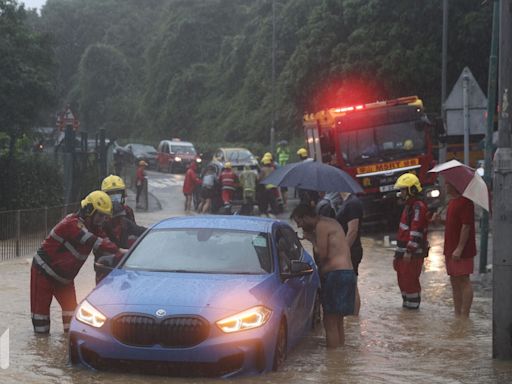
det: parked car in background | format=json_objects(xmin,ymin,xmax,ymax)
[
  {"xmin": 209, "ymin": 147, "xmax": 259, "ymax": 176},
  {"xmin": 157, "ymin": 139, "xmax": 201, "ymax": 173},
  {"xmin": 124, "ymin": 143, "xmax": 158, "ymax": 169},
  {"xmin": 69, "ymin": 215, "xmax": 320, "ymax": 377}
]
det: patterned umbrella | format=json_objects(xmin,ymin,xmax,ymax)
[{"xmin": 428, "ymin": 159, "xmax": 489, "ymax": 211}]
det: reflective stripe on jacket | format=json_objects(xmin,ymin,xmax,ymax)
[{"xmin": 35, "ymin": 214, "xmax": 119, "ymax": 282}]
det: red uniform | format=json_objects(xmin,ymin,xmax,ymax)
[
  {"xmin": 393, "ymin": 198, "xmax": 429, "ymax": 309},
  {"xmin": 183, "ymin": 163, "xmax": 201, "ymax": 195},
  {"xmin": 30, "ymin": 214, "xmax": 119, "ymax": 333},
  {"xmin": 444, "ymin": 196, "xmax": 476, "ymax": 276},
  {"xmin": 219, "ymin": 168, "xmax": 237, "ymax": 205}
]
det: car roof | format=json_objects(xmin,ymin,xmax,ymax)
[
  {"xmin": 161, "ymin": 140, "xmax": 194, "ymax": 146},
  {"xmin": 218, "ymin": 147, "xmax": 250, "ymax": 152},
  {"xmin": 152, "ymin": 215, "xmax": 280, "ymax": 233}
]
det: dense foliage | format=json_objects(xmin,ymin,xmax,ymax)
[{"xmin": 34, "ymin": 0, "xmax": 491, "ymax": 145}]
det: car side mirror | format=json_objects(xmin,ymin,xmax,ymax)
[
  {"xmin": 281, "ymin": 260, "xmax": 314, "ymax": 280},
  {"xmin": 94, "ymin": 255, "xmax": 116, "ymax": 275}
]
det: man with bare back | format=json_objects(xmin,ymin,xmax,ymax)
[{"xmin": 291, "ymin": 204, "xmax": 356, "ymax": 348}]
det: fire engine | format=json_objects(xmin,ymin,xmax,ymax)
[{"xmin": 303, "ymin": 95, "xmax": 441, "ymax": 225}]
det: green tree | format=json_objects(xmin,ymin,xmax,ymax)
[
  {"xmin": 77, "ymin": 43, "xmax": 132, "ymax": 136},
  {"xmin": 0, "ymin": 0, "xmax": 55, "ymax": 157}
]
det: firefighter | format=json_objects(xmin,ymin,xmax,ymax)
[
  {"xmin": 258, "ymin": 157, "xmax": 279, "ymax": 217},
  {"xmin": 94, "ymin": 201, "xmax": 146, "ymax": 284},
  {"xmin": 239, "ymin": 165, "xmax": 257, "ymax": 215},
  {"xmin": 276, "ymin": 141, "xmax": 290, "ymax": 207},
  {"xmin": 219, "ymin": 162, "xmax": 237, "ymax": 213},
  {"xmin": 101, "ymin": 174, "xmax": 135, "ymax": 222},
  {"xmin": 393, "ymin": 173, "xmax": 430, "ymax": 309},
  {"xmin": 30, "ymin": 191, "xmax": 125, "ymax": 334},
  {"xmin": 296, "ymin": 148, "xmax": 318, "ymax": 205},
  {"xmin": 297, "ymin": 147, "xmax": 309, "ymax": 161}
]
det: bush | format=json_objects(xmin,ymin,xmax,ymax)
[{"xmin": 0, "ymin": 154, "xmax": 64, "ymax": 211}]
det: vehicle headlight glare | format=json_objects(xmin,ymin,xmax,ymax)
[
  {"xmin": 196, "ymin": 158, "xmax": 202, "ymax": 163},
  {"xmin": 174, "ymin": 156, "xmax": 182, "ymax": 162},
  {"xmin": 428, "ymin": 189, "xmax": 441, "ymax": 198},
  {"xmin": 76, "ymin": 300, "xmax": 106, "ymax": 328},
  {"xmin": 216, "ymin": 306, "xmax": 272, "ymax": 333}
]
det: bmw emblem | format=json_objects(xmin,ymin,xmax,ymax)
[{"xmin": 155, "ymin": 309, "xmax": 166, "ymax": 318}]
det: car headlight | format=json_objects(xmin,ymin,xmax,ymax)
[
  {"xmin": 216, "ymin": 306, "xmax": 272, "ymax": 333},
  {"xmin": 174, "ymin": 156, "xmax": 182, "ymax": 162},
  {"xmin": 196, "ymin": 158, "xmax": 202, "ymax": 163},
  {"xmin": 76, "ymin": 300, "xmax": 107, "ymax": 328},
  {"xmin": 427, "ymin": 189, "xmax": 441, "ymax": 198}
]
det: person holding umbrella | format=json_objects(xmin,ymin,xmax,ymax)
[
  {"xmin": 435, "ymin": 182, "xmax": 476, "ymax": 318},
  {"xmin": 428, "ymin": 160, "xmax": 487, "ymax": 318}
]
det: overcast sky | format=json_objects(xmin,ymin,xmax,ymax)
[{"xmin": 21, "ymin": 0, "xmax": 46, "ymax": 10}]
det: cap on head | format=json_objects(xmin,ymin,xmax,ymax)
[
  {"xmin": 139, "ymin": 160, "xmax": 148, "ymax": 167},
  {"xmin": 81, "ymin": 190, "xmax": 113, "ymax": 217}
]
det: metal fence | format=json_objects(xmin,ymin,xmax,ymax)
[{"xmin": 0, "ymin": 203, "xmax": 80, "ymax": 261}]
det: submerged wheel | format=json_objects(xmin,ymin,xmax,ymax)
[
  {"xmin": 311, "ymin": 290, "xmax": 322, "ymax": 330},
  {"xmin": 272, "ymin": 320, "xmax": 287, "ymax": 371}
]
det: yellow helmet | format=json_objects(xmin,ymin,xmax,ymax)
[
  {"xmin": 262, "ymin": 157, "xmax": 272, "ymax": 165},
  {"xmin": 403, "ymin": 139, "xmax": 414, "ymax": 150},
  {"xmin": 264, "ymin": 152, "xmax": 273, "ymax": 160},
  {"xmin": 224, "ymin": 162, "xmax": 232, "ymax": 169},
  {"xmin": 80, "ymin": 190, "xmax": 113, "ymax": 217},
  {"xmin": 101, "ymin": 175, "xmax": 126, "ymax": 193},
  {"xmin": 297, "ymin": 148, "xmax": 308, "ymax": 157},
  {"xmin": 394, "ymin": 173, "xmax": 422, "ymax": 195}
]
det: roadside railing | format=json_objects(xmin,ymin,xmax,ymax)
[{"xmin": 0, "ymin": 203, "xmax": 80, "ymax": 261}]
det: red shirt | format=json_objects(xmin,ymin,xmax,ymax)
[
  {"xmin": 444, "ymin": 196, "xmax": 476, "ymax": 259},
  {"xmin": 136, "ymin": 166, "xmax": 145, "ymax": 185},
  {"xmin": 183, "ymin": 167, "xmax": 201, "ymax": 194}
]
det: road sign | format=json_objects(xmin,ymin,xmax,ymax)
[{"xmin": 56, "ymin": 105, "xmax": 80, "ymax": 131}]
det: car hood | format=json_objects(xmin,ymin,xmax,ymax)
[{"xmin": 88, "ymin": 269, "xmax": 277, "ymax": 311}]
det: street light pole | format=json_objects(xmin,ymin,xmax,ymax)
[
  {"xmin": 493, "ymin": 0, "xmax": 512, "ymax": 359},
  {"xmin": 270, "ymin": 0, "xmax": 276, "ymax": 155}
]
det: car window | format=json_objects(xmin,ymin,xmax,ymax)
[
  {"xmin": 215, "ymin": 150, "xmax": 224, "ymax": 161},
  {"xmin": 123, "ymin": 229, "xmax": 272, "ymax": 274},
  {"xmin": 281, "ymin": 227, "xmax": 303, "ymax": 262},
  {"xmin": 170, "ymin": 144, "xmax": 196, "ymax": 154},
  {"xmin": 275, "ymin": 228, "xmax": 294, "ymax": 273}
]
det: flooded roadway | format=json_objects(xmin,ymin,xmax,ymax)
[{"xmin": 1, "ymin": 175, "xmax": 512, "ymax": 383}]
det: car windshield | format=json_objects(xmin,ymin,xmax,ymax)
[
  {"xmin": 123, "ymin": 228, "xmax": 272, "ymax": 274},
  {"xmin": 225, "ymin": 149, "xmax": 254, "ymax": 162},
  {"xmin": 339, "ymin": 121, "xmax": 426, "ymax": 165},
  {"xmin": 130, "ymin": 144, "xmax": 157, "ymax": 154},
  {"xmin": 171, "ymin": 144, "xmax": 196, "ymax": 154}
]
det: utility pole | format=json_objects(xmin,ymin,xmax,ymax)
[
  {"xmin": 439, "ymin": 0, "xmax": 449, "ymax": 194},
  {"xmin": 493, "ymin": 0, "xmax": 512, "ymax": 359},
  {"xmin": 480, "ymin": 0, "xmax": 499, "ymax": 274},
  {"xmin": 270, "ymin": 0, "xmax": 276, "ymax": 155},
  {"xmin": 462, "ymin": 72, "xmax": 470, "ymax": 165}
]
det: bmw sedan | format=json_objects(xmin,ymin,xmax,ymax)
[{"xmin": 69, "ymin": 215, "xmax": 320, "ymax": 377}]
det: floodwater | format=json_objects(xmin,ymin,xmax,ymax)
[{"xmin": 1, "ymin": 177, "xmax": 511, "ymax": 383}]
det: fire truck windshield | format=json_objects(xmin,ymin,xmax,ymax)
[{"xmin": 339, "ymin": 121, "xmax": 425, "ymax": 166}]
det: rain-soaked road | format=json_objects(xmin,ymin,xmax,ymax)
[{"xmin": 1, "ymin": 172, "xmax": 512, "ymax": 383}]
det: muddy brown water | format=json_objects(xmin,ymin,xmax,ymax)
[{"xmin": 1, "ymin": 226, "xmax": 512, "ymax": 383}]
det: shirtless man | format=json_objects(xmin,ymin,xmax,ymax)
[{"xmin": 291, "ymin": 204, "xmax": 356, "ymax": 348}]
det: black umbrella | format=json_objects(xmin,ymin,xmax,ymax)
[{"xmin": 261, "ymin": 160, "xmax": 363, "ymax": 193}]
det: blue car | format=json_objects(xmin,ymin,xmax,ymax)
[{"xmin": 69, "ymin": 215, "xmax": 320, "ymax": 377}]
